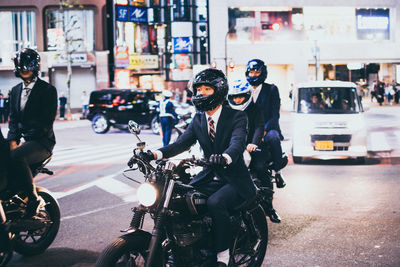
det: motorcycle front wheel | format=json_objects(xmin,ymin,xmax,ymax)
[
  {"xmin": 95, "ymin": 231, "xmax": 162, "ymax": 267},
  {"xmin": 13, "ymin": 187, "xmax": 61, "ymax": 256}
]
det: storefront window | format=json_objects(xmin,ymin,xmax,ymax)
[
  {"xmin": 46, "ymin": 9, "xmax": 94, "ymax": 52},
  {"xmin": 0, "ymin": 10, "xmax": 36, "ymax": 66},
  {"xmin": 173, "ymin": 0, "xmax": 190, "ymax": 21},
  {"xmin": 227, "ymin": 6, "xmax": 374, "ymax": 43}
]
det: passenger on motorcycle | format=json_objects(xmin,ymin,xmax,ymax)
[
  {"xmin": 145, "ymin": 68, "xmax": 257, "ymax": 267},
  {"xmin": 6, "ymin": 48, "xmax": 58, "ymax": 218},
  {"xmin": 228, "ymin": 79, "xmax": 285, "ymax": 223}
]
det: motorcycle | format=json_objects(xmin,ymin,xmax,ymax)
[
  {"xmin": 95, "ymin": 120, "xmax": 268, "ymax": 267},
  {"xmin": 0, "ymin": 156, "xmax": 61, "ymax": 266}
]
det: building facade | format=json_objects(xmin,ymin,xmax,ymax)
[
  {"xmin": 110, "ymin": 0, "xmax": 210, "ymax": 93},
  {"xmin": 0, "ymin": 0, "xmax": 108, "ymax": 108},
  {"xmin": 209, "ymin": 0, "xmax": 400, "ymax": 107}
]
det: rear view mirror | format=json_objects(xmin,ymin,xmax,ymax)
[{"xmin": 128, "ymin": 120, "xmax": 141, "ymax": 135}]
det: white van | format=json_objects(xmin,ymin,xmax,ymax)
[{"xmin": 291, "ymin": 81, "xmax": 367, "ymax": 163}]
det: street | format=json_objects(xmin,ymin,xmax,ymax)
[{"xmin": 2, "ymin": 105, "xmax": 400, "ymax": 267}]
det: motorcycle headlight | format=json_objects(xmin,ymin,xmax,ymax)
[{"xmin": 137, "ymin": 183, "xmax": 157, "ymax": 207}]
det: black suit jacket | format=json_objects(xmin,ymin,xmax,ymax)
[
  {"xmin": 255, "ymin": 83, "xmax": 283, "ymax": 139},
  {"xmin": 159, "ymin": 105, "xmax": 256, "ymax": 200},
  {"xmin": 245, "ymin": 102, "xmax": 264, "ymax": 146},
  {"xmin": 7, "ymin": 78, "xmax": 58, "ymax": 150}
]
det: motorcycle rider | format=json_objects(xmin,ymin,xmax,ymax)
[
  {"xmin": 245, "ymin": 59, "xmax": 287, "ymax": 223},
  {"xmin": 159, "ymin": 90, "xmax": 178, "ymax": 146},
  {"xmin": 7, "ymin": 48, "xmax": 58, "ymax": 218},
  {"xmin": 227, "ymin": 79, "xmax": 285, "ymax": 223},
  {"xmin": 146, "ymin": 68, "xmax": 256, "ymax": 267}
]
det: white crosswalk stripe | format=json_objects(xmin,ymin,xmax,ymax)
[{"xmin": 48, "ymin": 142, "xmax": 162, "ymax": 166}]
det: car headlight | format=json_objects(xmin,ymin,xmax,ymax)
[{"xmin": 137, "ymin": 183, "xmax": 157, "ymax": 207}]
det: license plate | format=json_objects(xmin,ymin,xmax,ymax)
[{"xmin": 315, "ymin": 140, "xmax": 334, "ymax": 150}]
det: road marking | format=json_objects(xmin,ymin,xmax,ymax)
[{"xmin": 61, "ymin": 202, "xmax": 129, "ymax": 221}]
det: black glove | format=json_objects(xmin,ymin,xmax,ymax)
[
  {"xmin": 208, "ymin": 154, "xmax": 227, "ymax": 167},
  {"xmin": 140, "ymin": 150, "xmax": 155, "ymax": 162}
]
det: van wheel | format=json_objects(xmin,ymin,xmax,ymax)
[
  {"xmin": 293, "ymin": 156, "xmax": 303, "ymax": 164},
  {"xmin": 151, "ymin": 116, "xmax": 159, "ymax": 135},
  {"xmin": 92, "ymin": 114, "xmax": 110, "ymax": 134}
]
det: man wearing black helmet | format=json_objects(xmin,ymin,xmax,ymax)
[
  {"xmin": 245, "ymin": 59, "xmax": 287, "ymax": 223},
  {"xmin": 144, "ymin": 68, "xmax": 256, "ymax": 267},
  {"xmin": 7, "ymin": 48, "xmax": 58, "ymax": 218}
]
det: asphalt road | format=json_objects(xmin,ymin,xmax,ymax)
[{"xmin": 2, "ymin": 105, "xmax": 400, "ymax": 266}]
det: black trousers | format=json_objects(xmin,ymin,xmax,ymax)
[
  {"xmin": 9, "ymin": 140, "xmax": 52, "ymax": 197},
  {"xmin": 59, "ymin": 106, "xmax": 65, "ymax": 118},
  {"xmin": 194, "ymin": 179, "xmax": 244, "ymax": 252},
  {"xmin": 0, "ymin": 108, "xmax": 6, "ymax": 123}
]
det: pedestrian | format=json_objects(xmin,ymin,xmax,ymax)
[
  {"xmin": 4, "ymin": 92, "xmax": 10, "ymax": 123},
  {"xmin": 376, "ymin": 81, "xmax": 384, "ymax": 106},
  {"xmin": 394, "ymin": 82, "xmax": 399, "ymax": 104},
  {"xmin": 7, "ymin": 48, "xmax": 58, "ymax": 218},
  {"xmin": 159, "ymin": 90, "xmax": 177, "ymax": 146},
  {"xmin": 146, "ymin": 68, "xmax": 257, "ymax": 267},
  {"xmin": 59, "ymin": 92, "xmax": 67, "ymax": 120},
  {"xmin": 0, "ymin": 93, "xmax": 6, "ymax": 123},
  {"xmin": 81, "ymin": 90, "xmax": 89, "ymax": 119},
  {"xmin": 245, "ymin": 58, "xmax": 287, "ymax": 223},
  {"xmin": 174, "ymin": 88, "xmax": 181, "ymax": 103}
]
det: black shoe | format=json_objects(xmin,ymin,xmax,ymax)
[
  {"xmin": 216, "ymin": 262, "xmax": 228, "ymax": 267},
  {"xmin": 24, "ymin": 197, "xmax": 41, "ymax": 218},
  {"xmin": 275, "ymin": 173, "xmax": 286, "ymax": 188},
  {"xmin": 266, "ymin": 208, "xmax": 281, "ymax": 223}
]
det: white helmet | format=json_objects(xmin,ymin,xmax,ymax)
[
  {"xmin": 162, "ymin": 90, "xmax": 173, "ymax": 98},
  {"xmin": 228, "ymin": 79, "xmax": 252, "ymax": 111}
]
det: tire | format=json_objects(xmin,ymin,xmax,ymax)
[
  {"xmin": 230, "ymin": 206, "xmax": 268, "ymax": 267},
  {"xmin": 95, "ymin": 231, "xmax": 160, "ymax": 267},
  {"xmin": 92, "ymin": 114, "xmax": 110, "ymax": 134},
  {"xmin": 356, "ymin": 157, "xmax": 366, "ymax": 164},
  {"xmin": 13, "ymin": 188, "xmax": 61, "ymax": 256},
  {"xmin": 0, "ymin": 232, "xmax": 13, "ymax": 267},
  {"xmin": 293, "ymin": 156, "xmax": 302, "ymax": 164},
  {"xmin": 151, "ymin": 116, "xmax": 160, "ymax": 135}
]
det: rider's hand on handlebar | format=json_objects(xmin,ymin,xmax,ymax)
[
  {"xmin": 10, "ymin": 140, "xmax": 18, "ymax": 150},
  {"xmin": 246, "ymin": 144, "xmax": 258, "ymax": 152},
  {"xmin": 140, "ymin": 150, "xmax": 155, "ymax": 162},
  {"xmin": 208, "ymin": 154, "xmax": 227, "ymax": 167}
]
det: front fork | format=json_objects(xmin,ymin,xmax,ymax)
[{"xmin": 145, "ymin": 179, "xmax": 175, "ymax": 267}]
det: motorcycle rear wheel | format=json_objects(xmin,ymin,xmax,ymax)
[
  {"xmin": 230, "ymin": 205, "xmax": 268, "ymax": 267},
  {"xmin": 95, "ymin": 231, "xmax": 162, "ymax": 267},
  {"xmin": 13, "ymin": 188, "xmax": 60, "ymax": 256}
]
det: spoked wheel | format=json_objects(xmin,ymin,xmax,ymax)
[
  {"xmin": 95, "ymin": 231, "xmax": 159, "ymax": 267},
  {"xmin": 230, "ymin": 205, "xmax": 268, "ymax": 267},
  {"xmin": 13, "ymin": 188, "xmax": 60, "ymax": 256},
  {"xmin": 92, "ymin": 114, "xmax": 110, "ymax": 134}
]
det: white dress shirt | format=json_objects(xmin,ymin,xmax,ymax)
[
  {"xmin": 20, "ymin": 79, "xmax": 36, "ymax": 111},
  {"xmin": 252, "ymin": 84, "xmax": 262, "ymax": 103}
]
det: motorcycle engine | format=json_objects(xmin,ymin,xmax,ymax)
[{"xmin": 171, "ymin": 217, "xmax": 212, "ymax": 247}]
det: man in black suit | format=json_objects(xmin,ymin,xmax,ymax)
[
  {"xmin": 147, "ymin": 68, "xmax": 256, "ymax": 267},
  {"xmin": 7, "ymin": 48, "xmax": 58, "ymax": 218},
  {"xmin": 246, "ymin": 59, "xmax": 287, "ymax": 223}
]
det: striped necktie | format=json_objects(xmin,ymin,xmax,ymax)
[{"xmin": 208, "ymin": 117, "xmax": 215, "ymax": 142}]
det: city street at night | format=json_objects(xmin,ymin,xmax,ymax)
[{"xmin": 2, "ymin": 105, "xmax": 400, "ymax": 266}]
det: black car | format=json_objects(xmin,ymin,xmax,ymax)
[{"xmin": 87, "ymin": 89, "xmax": 162, "ymax": 134}]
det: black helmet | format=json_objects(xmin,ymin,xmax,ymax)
[
  {"xmin": 13, "ymin": 48, "xmax": 41, "ymax": 79},
  {"xmin": 245, "ymin": 59, "xmax": 267, "ymax": 86},
  {"xmin": 190, "ymin": 68, "xmax": 228, "ymax": 112}
]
